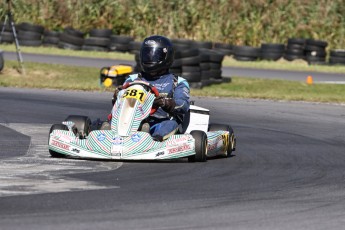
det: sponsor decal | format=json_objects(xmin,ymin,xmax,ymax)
[
  {"xmin": 51, "ymin": 140, "xmax": 70, "ymax": 150},
  {"xmin": 167, "ymin": 135, "xmax": 192, "ymax": 146},
  {"xmin": 122, "ymin": 88, "xmax": 146, "ymax": 103},
  {"xmin": 168, "ymin": 144, "xmax": 191, "ymax": 154},
  {"xmin": 112, "ymin": 137, "xmax": 124, "ymax": 145},
  {"xmin": 71, "ymin": 148, "xmax": 80, "ymax": 153},
  {"xmin": 97, "ymin": 133, "xmax": 106, "ymax": 141},
  {"xmin": 155, "ymin": 151, "xmax": 165, "ymax": 157},
  {"xmin": 131, "ymin": 133, "xmax": 141, "ymax": 142},
  {"xmin": 57, "ymin": 135, "xmax": 73, "ymax": 143}
]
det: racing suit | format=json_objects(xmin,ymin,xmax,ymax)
[{"xmin": 123, "ymin": 72, "xmax": 190, "ymax": 141}]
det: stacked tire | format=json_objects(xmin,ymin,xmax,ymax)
[
  {"xmin": 0, "ymin": 21, "xmax": 15, "ymax": 44},
  {"xmin": 83, "ymin": 28, "xmax": 112, "ymax": 52},
  {"xmin": 170, "ymin": 51, "xmax": 182, "ymax": 76},
  {"xmin": 304, "ymin": 39, "xmax": 328, "ymax": 65},
  {"xmin": 199, "ymin": 49, "xmax": 225, "ymax": 86},
  {"xmin": 233, "ymin": 45, "xmax": 260, "ymax": 61},
  {"xmin": 109, "ymin": 35, "xmax": 134, "ymax": 52},
  {"xmin": 17, "ymin": 22, "xmax": 44, "ymax": 47},
  {"xmin": 260, "ymin": 43, "xmax": 285, "ymax": 61},
  {"xmin": 128, "ymin": 41, "xmax": 142, "ymax": 54},
  {"xmin": 329, "ymin": 50, "xmax": 345, "ymax": 66},
  {"xmin": 58, "ymin": 27, "xmax": 85, "ymax": 50},
  {"xmin": 213, "ymin": 42, "xmax": 233, "ymax": 56},
  {"xmin": 42, "ymin": 30, "xmax": 60, "ymax": 47},
  {"xmin": 171, "ymin": 39, "xmax": 194, "ymax": 52},
  {"xmin": 284, "ymin": 38, "xmax": 305, "ymax": 61},
  {"xmin": 180, "ymin": 49, "xmax": 202, "ymax": 88}
]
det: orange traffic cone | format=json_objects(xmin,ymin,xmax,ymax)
[{"xmin": 306, "ymin": 75, "xmax": 313, "ymax": 85}]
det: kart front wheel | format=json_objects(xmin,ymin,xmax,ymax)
[
  {"xmin": 188, "ymin": 130, "xmax": 208, "ymax": 162},
  {"xmin": 48, "ymin": 124, "xmax": 68, "ymax": 158},
  {"xmin": 208, "ymin": 124, "xmax": 236, "ymax": 157}
]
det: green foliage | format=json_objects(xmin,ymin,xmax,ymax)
[{"xmin": 0, "ymin": 0, "xmax": 344, "ymax": 48}]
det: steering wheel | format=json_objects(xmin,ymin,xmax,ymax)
[{"xmin": 122, "ymin": 81, "xmax": 160, "ymax": 115}]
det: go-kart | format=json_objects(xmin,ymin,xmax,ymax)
[{"xmin": 48, "ymin": 81, "xmax": 236, "ymax": 162}]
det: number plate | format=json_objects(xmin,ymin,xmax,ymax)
[{"xmin": 122, "ymin": 88, "xmax": 147, "ymax": 103}]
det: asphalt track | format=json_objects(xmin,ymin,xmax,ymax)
[
  {"xmin": 0, "ymin": 87, "xmax": 345, "ymax": 230},
  {"xmin": 3, "ymin": 51, "xmax": 345, "ymax": 82}
]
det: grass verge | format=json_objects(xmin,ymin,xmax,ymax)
[{"xmin": 1, "ymin": 60, "xmax": 345, "ymax": 104}]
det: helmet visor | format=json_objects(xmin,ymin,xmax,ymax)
[{"xmin": 141, "ymin": 47, "xmax": 167, "ymax": 63}]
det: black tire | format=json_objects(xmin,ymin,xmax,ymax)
[
  {"xmin": 283, "ymin": 54, "xmax": 305, "ymax": 61},
  {"xmin": 82, "ymin": 45, "xmax": 109, "ymax": 52},
  {"xmin": 0, "ymin": 32, "xmax": 14, "ymax": 43},
  {"xmin": 110, "ymin": 35, "xmax": 134, "ymax": 44},
  {"xmin": 128, "ymin": 41, "xmax": 142, "ymax": 52},
  {"xmin": 192, "ymin": 41, "xmax": 213, "ymax": 49},
  {"xmin": 233, "ymin": 45, "xmax": 261, "ymax": 58},
  {"xmin": 64, "ymin": 115, "xmax": 91, "ymax": 139},
  {"xmin": 109, "ymin": 43, "xmax": 129, "ymax": 52},
  {"xmin": 329, "ymin": 56, "xmax": 345, "ymax": 65},
  {"xmin": 44, "ymin": 30, "xmax": 60, "ymax": 37},
  {"xmin": 89, "ymin": 28, "xmax": 112, "ymax": 38},
  {"xmin": 305, "ymin": 39, "xmax": 328, "ymax": 48},
  {"xmin": 19, "ymin": 22, "xmax": 44, "ymax": 34},
  {"xmin": 180, "ymin": 49, "xmax": 199, "ymax": 58},
  {"xmin": 287, "ymin": 38, "xmax": 306, "ymax": 45},
  {"xmin": 234, "ymin": 55, "xmax": 257, "ymax": 61},
  {"xmin": 209, "ymin": 62, "xmax": 221, "ymax": 69},
  {"xmin": 305, "ymin": 50, "xmax": 326, "ymax": 57},
  {"xmin": 64, "ymin": 27, "xmax": 85, "ymax": 38},
  {"xmin": 199, "ymin": 62, "xmax": 210, "ymax": 70},
  {"xmin": 330, "ymin": 49, "xmax": 345, "ymax": 58},
  {"xmin": 59, "ymin": 33, "xmax": 84, "ymax": 46},
  {"xmin": 260, "ymin": 52, "xmax": 284, "ymax": 61},
  {"xmin": 43, "ymin": 36, "xmax": 59, "ymax": 44},
  {"xmin": 19, "ymin": 39, "xmax": 42, "ymax": 47},
  {"xmin": 181, "ymin": 71, "xmax": 201, "ymax": 82},
  {"xmin": 261, "ymin": 43, "xmax": 285, "ymax": 51},
  {"xmin": 180, "ymin": 56, "xmax": 200, "ymax": 66},
  {"xmin": 188, "ymin": 130, "xmax": 208, "ymax": 162},
  {"xmin": 208, "ymin": 124, "xmax": 236, "ymax": 157},
  {"xmin": 84, "ymin": 37, "xmax": 110, "ymax": 47},
  {"xmin": 17, "ymin": 30, "xmax": 42, "ymax": 40},
  {"xmin": 49, "ymin": 124, "xmax": 68, "ymax": 158},
  {"xmin": 213, "ymin": 48, "xmax": 233, "ymax": 56},
  {"xmin": 182, "ymin": 65, "xmax": 200, "ymax": 72},
  {"xmin": 58, "ymin": 41, "xmax": 82, "ymax": 50}
]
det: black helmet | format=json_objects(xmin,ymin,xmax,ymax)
[{"xmin": 140, "ymin": 35, "xmax": 174, "ymax": 74}]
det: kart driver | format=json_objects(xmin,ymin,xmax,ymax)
[{"xmin": 112, "ymin": 35, "xmax": 190, "ymax": 142}]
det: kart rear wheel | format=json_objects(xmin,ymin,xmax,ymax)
[
  {"xmin": 208, "ymin": 124, "xmax": 236, "ymax": 157},
  {"xmin": 188, "ymin": 130, "xmax": 208, "ymax": 162},
  {"xmin": 48, "ymin": 124, "xmax": 68, "ymax": 158},
  {"xmin": 64, "ymin": 115, "xmax": 91, "ymax": 139}
]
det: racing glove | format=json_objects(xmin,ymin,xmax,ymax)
[{"xmin": 153, "ymin": 96, "xmax": 176, "ymax": 113}]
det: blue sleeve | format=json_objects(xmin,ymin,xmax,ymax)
[{"xmin": 173, "ymin": 78, "xmax": 190, "ymax": 115}]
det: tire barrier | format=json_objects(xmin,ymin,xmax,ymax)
[
  {"xmin": 1, "ymin": 22, "xmax": 344, "ymax": 82},
  {"xmin": 17, "ymin": 22, "xmax": 44, "ymax": 47},
  {"xmin": 329, "ymin": 50, "xmax": 345, "ymax": 65}
]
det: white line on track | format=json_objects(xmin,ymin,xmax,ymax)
[{"xmin": 0, "ymin": 123, "xmax": 122, "ymax": 197}]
